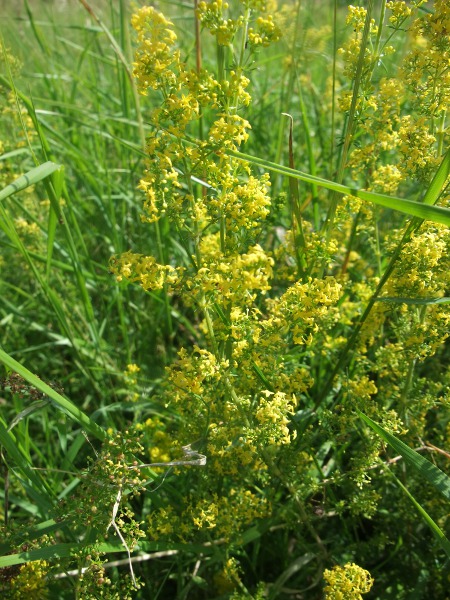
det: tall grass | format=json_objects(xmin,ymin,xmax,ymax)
[{"xmin": 1, "ymin": 1, "xmax": 449, "ymax": 598}]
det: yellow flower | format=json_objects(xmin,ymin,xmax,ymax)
[
  {"xmin": 323, "ymin": 562, "xmax": 374, "ymax": 600},
  {"xmin": 10, "ymin": 561, "xmax": 49, "ymax": 599},
  {"xmin": 131, "ymin": 6, "xmax": 180, "ymax": 93}
]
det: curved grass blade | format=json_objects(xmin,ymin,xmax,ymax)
[
  {"xmin": 0, "ymin": 162, "xmax": 61, "ymax": 203},
  {"xmin": 358, "ymin": 411, "xmax": 450, "ymax": 558},
  {"xmin": 357, "ymin": 411, "xmax": 450, "ymax": 501},
  {"xmin": 0, "ymin": 348, "xmax": 106, "ymax": 441},
  {"xmin": 422, "ymin": 145, "xmax": 450, "ymax": 205},
  {"xmin": 227, "ymin": 149, "xmax": 450, "ymax": 227},
  {"xmin": 0, "ymin": 418, "xmax": 55, "ymax": 515},
  {"xmin": 0, "ymin": 542, "xmax": 83, "ymax": 568}
]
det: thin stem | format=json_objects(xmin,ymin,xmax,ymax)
[
  {"xmin": 399, "ymin": 304, "xmax": 427, "ymax": 423},
  {"xmin": 316, "ymin": 219, "xmax": 418, "ymax": 409},
  {"xmin": 262, "ymin": 450, "xmax": 328, "ymax": 560},
  {"xmin": 323, "ymin": 0, "xmax": 374, "ymax": 237}
]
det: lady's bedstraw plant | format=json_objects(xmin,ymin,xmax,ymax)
[
  {"xmin": 323, "ymin": 562, "xmax": 373, "ymax": 600},
  {"xmin": 110, "ymin": 0, "xmax": 328, "ymax": 551},
  {"xmin": 109, "ymin": 0, "xmax": 450, "ymax": 595}
]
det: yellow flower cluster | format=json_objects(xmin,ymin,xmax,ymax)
[
  {"xmin": 213, "ymin": 557, "xmax": 242, "ymax": 595},
  {"xmin": 196, "ymin": 0, "xmax": 281, "ymax": 48},
  {"xmin": 403, "ymin": 0, "xmax": 450, "ymax": 116},
  {"xmin": 323, "ymin": 562, "xmax": 374, "ymax": 600},
  {"xmin": 123, "ymin": 363, "xmax": 141, "ymax": 402},
  {"xmin": 255, "ymin": 390, "xmax": 297, "ymax": 445},
  {"xmin": 132, "ymin": 7, "xmax": 179, "ymax": 92},
  {"xmin": 110, "ymin": 251, "xmax": 182, "ymax": 292},
  {"xmin": 386, "ymin": 224, "xmax": 449, "ymax": 298},
  {"xmin": 378, "ymin": 224, "xmax": 450, "ymax": 365},
  {"xmin": 9, "ymin": 560, "xmax": 49, "ymax": 599},
  {"xmin": 169, "ymin": 346, "xmax": 226, "ymax": 396},
  {"xmin": 337, "ymin": 6, "xmax": 379, "ymax": 81},
  {"xmin": 208, "ymin": 114, "xmax": 251, "ymax": 148},
  {"xmin": 267, "ymin": 276, "xmax": 343, "ymax": 345},
  {"xmin": 398, "ymin": 115, "xmax": 439, "ymax": 179},
  {"xmin": 247, "ymin": 14, "xmax": 281, "ymax": 48},
  {"xmin": 148, "ymin": 487, "xmax": 270, "ymax": 542},
  {"xmin": 13, "ymin": 217, "xmax": 40, "ymax": 240},
  {"xmin": 196, "ymin": 1, "xmax": 241, "ymax": 46},
  {"xmin": 189, "ymin": 241, "xmax": 274, "ymax": 306},
  {"xmin": 137, "ymin": 416, "xmax": 175, "ymax": 469},
  {"xmin": 386, "ymin": 1, "xmax": 412, "ymax": 27}
]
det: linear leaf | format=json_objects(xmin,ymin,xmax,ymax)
[
  {"xmin": 422, "ymin": 147, "xmax": 450, "ymax": 205},
  {"xmin": 0, "ymin": 162, "xmax": 61, "ymax": 203},
  {"xmin": 357, "ymin": 411, "xmax": 450, "ymax": 501},
  {"xmin": 392, "ymin": 474, "xmax": 450, "ymax": 559},
  {"xmin": 376, "ymin": 297, "xmax": 450, "ymax": 306},
  {"xmin": 0, "ymin": 348, "xmax": 106, "ymax": 441},
  {"xmin": 0, "ymin": 540, "xmax": 217, "ymax": 568},
  {"xmin": 0, "ymin": 418, "xmax": 54, "ymax": 514},
  {"xmin": 228, "ymin": 149, "xmax": 450, "ymax": 226}
]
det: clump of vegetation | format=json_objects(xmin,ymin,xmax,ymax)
[{"xmin": 0, "ymin": 1, "xmax": 449, "ymax": 598}]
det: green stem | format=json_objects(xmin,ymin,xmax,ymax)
[
  {"xmin": 236, "ymin": 7, "xmax": 251, "ymax": 73},
  {"xmin": 399, "ymin": 305, "xmax": 427, "ymax": 423},
  {"xmin": 316, "ymin": 219, "xmax": 418, "ymax": 409},
  {"xmin": 436, "ymin": 112, "xmax": 446, "ymax": 157},
  {"xmin": 323, "ymin": 0, "xmax": 374, "ymax": 238},
  {"xmin": 373, "ymin": 0, "xmax": 387, "ymax": 58},
  {"xmin": 154, "ymin": 219, "xmax": 174, "ymax": 350},
  {"xmin": 261, "ymin": 450, "xmax": 327, "ymax": 559}
]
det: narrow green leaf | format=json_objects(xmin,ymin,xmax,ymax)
[
  {"xmin": 357, "ymin": 411, "xmax": 450, "ymax": 501},
  {"xmin": 227, "ymin": 149, "xmax": 450, "ymax": 227},
  {"xmin": 0, "ymin": 519, "xmax": 63, "ymax": 556},
  {"xmin": 252, "ymin": 363, "xmax": 274, "ymax": 392},
  {"xmin": 0, "ymin": 418, "xmax": 54, "ymax": 514},
  {"xmin": 376, "ymin": 297, "xmax": 450, "ymax": 306},
  {"xmin": 0, "ymin": 162, "xmax": 61, "ymax": 203},
  {"xmin": 0, "ymin": 348, "xmax": 106, "ymax": 441},
  {"xmin": 46, "ymin": 201, "xmax": 58, "ymax": 280},
  {"xmin": 270, "ymin": 553, "xmax": 315, "ymax": 598},
  {"xmin": 24, "ymin": 0, "xmax": 50, "ymax": 56},
  {"xmin": 0, "ymin": 148, "xmax": 31, "ymax": 161},
  {"xmin": 0, "ymin": 540, "xmax": 217, "ymax": 568},
  {"xmin": 422, "ymin": 147, "xmax": 450, "ymax": 205},
  {"xmin": 392, "ymin": 474, "xmax": 450, "ymax": 559},
  {"xmin": 0, "ymin": 542, "xmax": 80, "ymax": 567}
]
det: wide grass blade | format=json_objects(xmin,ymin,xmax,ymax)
[
  {"xmin": 0, "ymin": 162, "xmax": 61, "ymax": 203},
  {"xmin": 0, "ymin": 539, "xmax": 217, "ymax": 569},
  {"xmin": 228, "ymin": 148, "xmax": 450, "ymax": 226},
  {"xmin": 377, "ymin": 297, "xmax": 450, "ymax": 306}
]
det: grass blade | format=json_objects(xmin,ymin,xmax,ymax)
[
  {"xmin": 228, "ymin": 149, "xmax": 450, "ymax": 226},
  {"xmin": 0, "ymin": 348, "xmax": 106, "ymax": 441},
  {"xmin": 422, "ymin": 147, "xmax": 450, "ymax": 205},
  {"xmin": 392, "ymin": 473, "xmax": 450, "ymax": 559},
  {"xmin": 0, "ymin": 418, "xmax": 54, "ymax": 515},
  {"xmin": 376, "ymin": 297, "xmax": 450, "ymax": 306},
  {"xmin": 0, "ymin": 162, "xmax": 61, "ymax": 203},
  {"xmin": 357, "ymin": 411, "xmax": 450, "ymax": 502}
]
